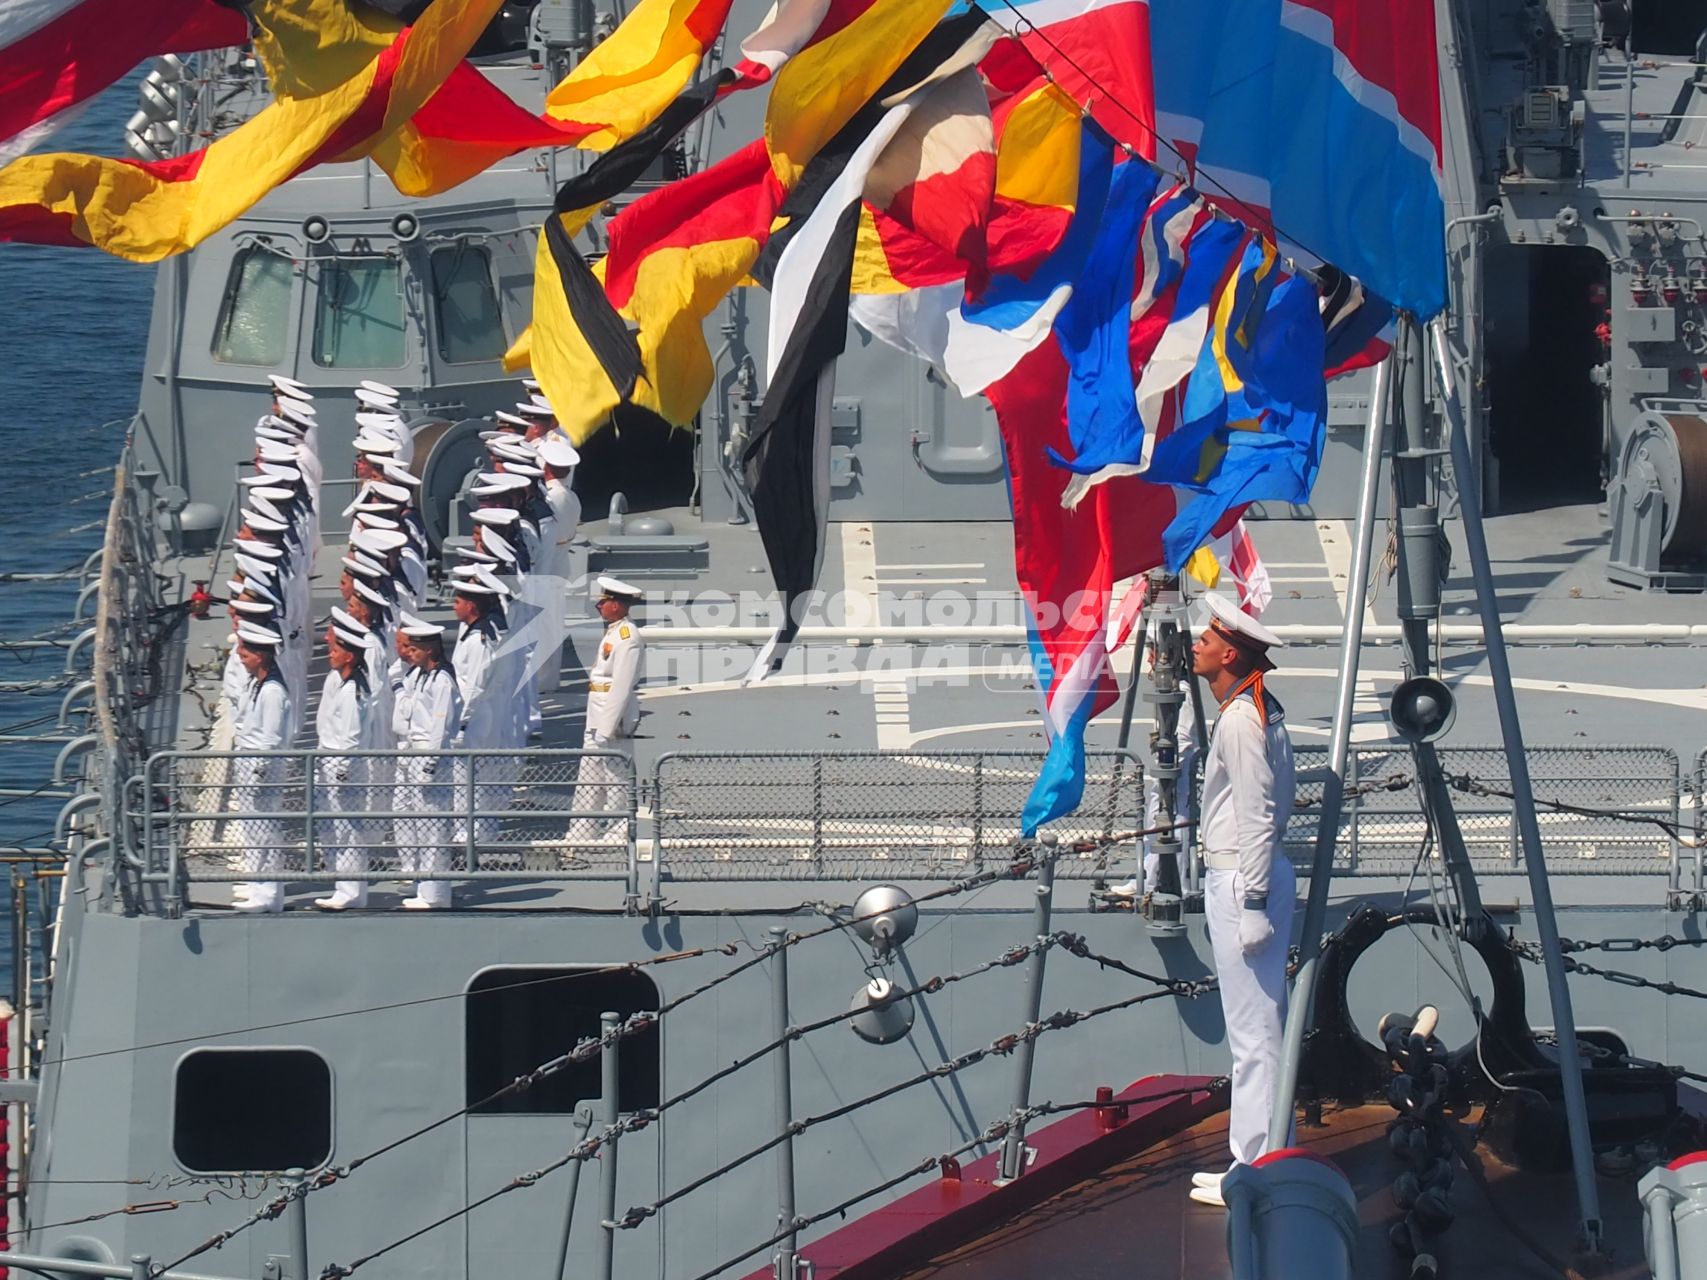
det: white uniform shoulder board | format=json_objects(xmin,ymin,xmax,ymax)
[{"xmin": 618, "ymin": 625, "xmax": 631, "ymax": 640}]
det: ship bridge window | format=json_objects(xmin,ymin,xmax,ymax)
[
  {"xmin": 312, "ymin": 258, "xmax": 405, "ymax": 368},
  {"xmin": 174, "ymin": 1048, "xmax": 332, "ymax": 1173},
  {"xmin": 431, "ymin": 245, "xmax": 507, "ymax": 364},
  {"xmin": 466, "ymin": 967, "xmax": 660, "ymax": 1115},
  {"xmin": 212, "ymin": 247, "xmax": 293, "ymax": 366}
]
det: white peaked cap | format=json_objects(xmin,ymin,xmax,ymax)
[
  {"xmin": 500, "ymin": 461, "xmax": 543, "ymax": 478},
  {"xmin": 536, "ymin": 435, "xmax": 579, "ymax": 469},
  {"xmin": 268, "ymin": 374, "xmax": 310, "ymax": 397},
  {"xmin": 516, "ymin": 400, "xmax": 553, "ymax": 418},
  {"xmin": 454, "ymin": 545, "xmax": 499, "ymax": 564},
  {"xmin": 475, "ymin": 472, "xmax": 530, "ymax": 492},
  {"xmin": 341, "ymin": 555, "xmax": 383, "ymax": 580},
  {"xmin": 397, "ymin": 612, "xmax": 444, "ymax": 638},
  {"xmin": 371, "ymin": 481, "xmax": 411, "ymax": 503},
  {"xmin": 255, "ymin": 438, "xmax": 297, "ymax": 462},
  {"xmin": 482, "ymin": 528, "xmax": 517, "ymax": 562},
  {"xmin": 351, "ymin": 526, "xmax": 407, "ymax": 552},
  {"xmin": 232, "ymin": 538, "xmax": 283, "ymax": 559},
  {"xmin": 250, "ymin": 485, "xmax": 294, "ymax": 503},
  {"xmin": 341, "ymin": 483, "xmax": 374, "ymax": 519},
  {"xmin": 470, "ymin": 506, "xmax": 519, "ymax": 526},
  {"xmin": 257, "ymin": 462, "xmax": 302, "ymax": 481},
  {"xmin": 233, "ymin": 553, "xmax": 277, "ymax": 579},
  {"xmin": 361, "ymin": 380, "xmax": 401, "ymax": 398},
  {"xmin": 236, "ymin": 622, "xmax": 283, "ymax": 646},
  {"xmin": 522, "ymin": 377, "xmax": 540, "ymax": 391},
  {"xmin": 453, "ymin": 578, "xmax": 499, "ymax": 596},
  {"xmin": 1199, "ymin": 591, "xmax": 1283, "ymax": 671},
  {"xmin": 355, "ymin": 411, "xmax": 405, "ymax": 431},
  {"xmin": 247, "ymin": 494, "xmax": 287, "ymax": 523},
  {"xmin": 254, "ymin": 425, "xmax": 295, "ymax": 444},
  {"xmin": 276, "ymin": 399, "xmax": 318, "ymax": 426},
  {"xmin": 353, "ymin": 433, "xmax": 400, "ymax": 456},
  {"xmin": 493, "ymin": 410, "xmax": 530, "ymax": 429},
  {"xmin": 243, "ymin": 511, "xmax": 289, "ymax": 533},
  {"xmin": 354, "ymin": 388, "xmax": 399, "ymax": 408},
  {"xmin": 597, "ymin": 575, "xmax": 643, "ymax": 600},
  {"xmin": 230, "ymin": 598, "xmax": 275, "ymax": 616},
  {"xmin": 379, "ymin": 459, "xmax": 421, "ymax": 486},
  {"xmin": 237, "ymin": 575, "xmax": 282, "ymax": 605}
]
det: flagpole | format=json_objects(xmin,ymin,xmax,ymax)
[{"xmin": 1266, "ymin": 351, "xmax": 1392, "ymax": 1150}]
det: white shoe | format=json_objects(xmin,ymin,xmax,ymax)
[
  {"xmin": 232, "ymin": 883, "xmax": 253, "ymax": 899},
  {"xmin": 1188, "ymin": 1184, "xmax": 1226, "ymax": 1208},
  {"xmin": 400, "ymin": 896, "xmax": 448, "ymax": 911},
  {"xmin": 1191, "ymin": 1170, "xmax": 1225, "ymax": 1190},
  {"xmin": 232, "ymin": 896, "xmax": 283, "ymax": 915},
  {"xmin": 313, "ymin": 891, "xmax": 367, "ymax": 912},
  {"xmin": 1105, "ymin": 879, "xmax": 1140, "ymax": 898}
]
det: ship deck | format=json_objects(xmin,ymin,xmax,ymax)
[{"xmin": 893, "ymin": 1103, "xmax": 1648, "ymax": 1280}]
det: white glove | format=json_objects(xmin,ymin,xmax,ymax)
[{"xmin": 1238, "ymin": 907, "xmax": 1274, "ymax": 955}]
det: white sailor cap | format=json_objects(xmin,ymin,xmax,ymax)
[
  {"xmin": 379, "ymin": 459, "xmax": 420, "ymax": 486},
  {"xmin": 397, "ymin": 612, "xmax": 445, "ymax": 638},
  {"xmin": 470, "ymin": 506, "xmax": 520, "ymax": 526},
  {"xmin": 451, "ymin": 565, "xmax": 511, "ymax": 596},
  {"xmin": 481, "ymin": 528, "xmax": 517, "ymax": 563},
  {"xmin": 354, "ymin": 511, "xmax": 402, "ymax": 530},
  {"xmin": 351, "ymin": 526, "xmax": 407, "ymax": 553},
  {"xmin": 230, "ymin": 598, "xmax": 276, "ymax": 616},
  {"xmin": 361, "ymin": 380, "xmax": 401, "ymax": 398},
  {"xmin": 341, "ymin": 554, "xmax": 384, "ymax": 580},
  {"xmin": 236, "ymin": 621, "xmax": 283, "ymax": 647},
  {"xmin": 243, "ymin": 510, "xmax": 289, "ymax": 534},
  {"xmin": 353, "ymin": 433, "xmax": 400, "ymax": 456},
  {"xmin": 233, "ymin": 553, "xmax": 278, "ymax": 580},
  {"xmin": 255, "ymin": 438, "xmax": 298, "ymax": 462},
  {"xmin": 268, "ymin": 374, "xmax": 310, "ymax": 398},
  {"xmin": 351, "ymin": 577, "xmax": 390, "ymax": 607},
  {"xmin": 247, "ymin": 494, "xmax": 287, "ymax": 523},
  {"xmin": 330, "ymin": 624, "xmax": 369, "ymax": 650},
  {"xmin": 493, "ymin": 410, "xmax": 530, "ymax": 430},
  {"xmin": 330, "ymin": 605, "xmax": 367, "ymax": 633},
  {"xmin": 370, "ymin": 480, "xmax": 411, "ymax": 503},
  {"xmin": 354, "ymin": 388, "xmax": 399, "ymax": 409},
  {"xmin": 237, "ymin": 576, "xmax": 282, "ymax": 605},
  {"xmin": 1197, "ymin": 590, "xmax": 1283, "ymax": 672},
  {"xmin": 232, "ymin": 537, "xmax": 283, "ymax": 559},
  {"xmin": 597, "ymin": 575, "xmax": 644, "ymax": 601},
  {"xmin": 536, "ymin": 435, "xmax": 580, "ymax": 469},
  {"xmin": 516, "ymin": 400, "xmax": 554, "ymax": 418},
  {"xmin": 276, "ymin": 397, "xmax": 318, "ymax": 424}
]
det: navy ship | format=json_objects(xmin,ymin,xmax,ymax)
[{"xmin": 5, "ymin": 1, "xmax": 1707, "ymax": 1278}]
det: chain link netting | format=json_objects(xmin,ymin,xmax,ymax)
[
  {"xmin": 652, "ymin": 750, "xmax": 1145, "ymax": 881},
  {"xmin": 145, "ymin": 749, "xmax": 639, "ymax": 883}
]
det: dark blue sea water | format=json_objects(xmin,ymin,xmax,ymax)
[{"xmin": 0, "ymin": 79, "xmax": 155, "ymax": 994}]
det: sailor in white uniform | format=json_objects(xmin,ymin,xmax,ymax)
[
  {"xmin": 1185, "ymin": 592, "xmax": 1297, "ymax": 1205},
  {"xmin": 230, "ymin": 623, "xmax": 294, "ymax": 914},
  {"xmin": 451, "ymin": 579, "xmax": 509, "ymax": 845},
  {"xmin": 568, "ymin": 577, "xmax": 644, "ymax": 844},
  {"xmin": 391, "ymin": 614, "xmax": 464, "ymax": 910},
  {"xmin": 313, "ymin": 617, "xmax": 379, "ymax": 912},
  {"xmin": 534, "ymin": 434, "xmax": 582, "ymax": 696}
]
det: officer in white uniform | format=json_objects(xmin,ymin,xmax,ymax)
[
  {"xmin": 392, "ymin": 613, "xmax": 464, "ymax": 910},
  {"xmin": 230, "ymin": 623, "xmax": 294, "ymax": 914},
  {"xmin": 451, "ymin": 580, "xmax": 508, "ymax": 846},
  {"xmin": 568, "ymin": 578, "xmax": 644, "ymax": 844},
  {"xmin": 313, "ymin": 617, "xmax": 379, "ymax": 912},
  {"xmin": 1185, "ymin": 592, "xmax": 1297, "ymax": 1205},
  {"xmin": 535, "ymin": 434, "xmax": 581, "ymax": 696}
]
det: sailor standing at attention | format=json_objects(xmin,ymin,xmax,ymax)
[
  {"xmin": 1186, "ymin": 592, "xmax": 1296, "ymax": 1206},
  {"xmin": 535, "ymin": 433, "xmax": 581, "ymax": 696},
  {"xmin": 230, "ymin": 622, "xmax": 293, "ymax": 914},
  {"xmin": 392, "ymin": 614, "xmax": 463, "ymax": 910},
  {"xmin": 313, "ymin": 617, "xmax": 378, "ymax": 912},
  {"xmin": 450, "ymin": 579, "xmax": 508, "ymax": 845},
  {"xmin": 568, "ymin": 578, "xmax": 644, "ymax": 844}
]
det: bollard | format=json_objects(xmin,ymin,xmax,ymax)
[
  {"xmin": 1636, "ymin": 1153, "xmax": 1707, "ymax": 1280},
  {"xmin": 769, "ymin": 926, "xmax": 798, "ymax": 1280},
  {"xmin": 997, "ymin": 843, "xmax": 1056, "ymax": 1182},
  {"xmin": 1222, "ymin": 1150, "xmax": 1358, "ymax": 1280},
  {"xmin": 594, "ymin": 1012, "xmax": 621, "ymax": 1280}
]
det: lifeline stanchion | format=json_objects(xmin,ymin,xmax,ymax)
[
  {"xmin": 593, "ymin": 1011, "xmax": 621, "ymax": 1280},
  {"xmin": 998, "ymin": 838, "xmax": 1057, "ymax": 1183},
  {"xmin": 769, "ymin": 926, "xmax": 798, "ymax": 1280}
]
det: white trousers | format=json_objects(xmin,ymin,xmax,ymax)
[
  {"xmin": 1203, "ymin": 859, "xmax": 1296, "ymax": 1166},
  {"xmin": 568, "ymin": 733, "xmax": 633, "ymax": 843},
  {"xmin": 231, "ymin": 755, "xmax": 285, "ymax": 908},
  {"xmin": 316, "ymin": 756, "xmax": 368, "ymax": 902},
  {"xmin": 396, "ymin": 762, "xmax": 454, "ymax": 906}
]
